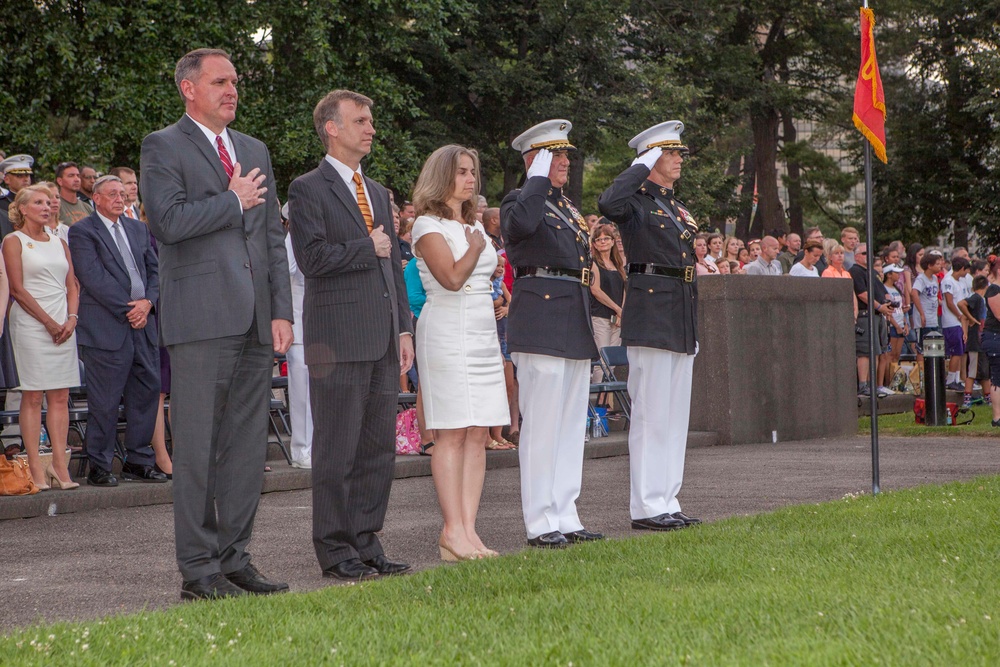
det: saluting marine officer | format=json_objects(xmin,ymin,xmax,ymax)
[
  {"xmin": 501, "ymin": 119, "xmax": 603, "ymax": 548},
  {"xmin": 598, "ymin": 121, "xmax": 702, "ymax": 531}
]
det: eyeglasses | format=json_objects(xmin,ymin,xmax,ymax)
[
  {"xmin": 98, "ymin": 192, "xmax": 126, "ymax": 201},
  {"xmin": 593, "ymin": 237, "xmax": 613, "ymax": 242}
]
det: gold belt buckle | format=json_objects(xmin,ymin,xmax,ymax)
[
  {"xmin": 581, "ymin": 267, "xmax": 591, "ymax": 287},
  {"xmin": 684, "ymin": 265, "xmax": 694, "ymax": 282}
]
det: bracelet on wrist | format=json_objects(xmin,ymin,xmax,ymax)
[{"xmin": 68, "ymin": 314, "xmax": 78, "ymax": 319}]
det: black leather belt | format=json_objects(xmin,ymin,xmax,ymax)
[
  {"xmin": 516, "ymin": 266, "xmax": 591, "ymax": 287},
  {"xmin": 628, "ymin": 262, "xmax": 695, "ymax": 283}
]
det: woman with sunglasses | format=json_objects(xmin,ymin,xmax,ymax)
[{"xmin": 589, "ymin": 224, "xmax": 626, "ymax": 379}]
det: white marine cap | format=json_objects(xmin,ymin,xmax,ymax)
[
  {"xmin": 511, "ymin": 119, "xmax": 576, "ymax": 155},
  {"xmin": 0, "ymin": 154, "xmax": 34, "ymax": 175},
  {"xmin": 628, "ymin": 121, "xmax": 688, "ymax": 156}
]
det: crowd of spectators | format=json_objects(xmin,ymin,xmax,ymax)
[{"xmin": 0, "ymin": 153, "xmax": 171, "ymax": 491}]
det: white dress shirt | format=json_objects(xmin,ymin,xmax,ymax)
[
  {"xmin": 324, "ymin": 155, "xmax": 373, "ymax": 211},
  {"xmin": 97, "ymin": 211, "xmax": 136, "ymax": 261},
  {"xmin": 186, "ymin": 113, "xmax": 242, "ymax": 212}
]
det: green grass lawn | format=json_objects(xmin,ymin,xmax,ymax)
[
  {"xmin": 4, "ymin": 478, "xmax": 999, "ymax": 666},
  {"xmin": 860, "ymin": 404, "xmax": 1000, "ymax": 436}
]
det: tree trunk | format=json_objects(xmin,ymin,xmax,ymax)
[
  {"xmin": 750, "ymin": 105, "xmax": 784, "ymax": 238},
  {"xmin": 734, "ymin": 150, "xmax": 755, "ymax": 242},
  {"xmin": 781, "ymin": 110, "xmax": 803, "ymax": 237},
  {"xmin": 503, "ymin": 161, "xmax": 521, "ymax": 197}
]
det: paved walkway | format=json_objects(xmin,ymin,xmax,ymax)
[{"xmin": 1, "ymin": 434, "xmax": 997, "ymax": 630}]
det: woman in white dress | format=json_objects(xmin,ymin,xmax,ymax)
[
  {"xmin": 411, "ymin": 145, "xmax": 509, "ymax": 561},
  {"xmin": 3, "ymin": 184, "xmax": 81, "ymax": 490}
]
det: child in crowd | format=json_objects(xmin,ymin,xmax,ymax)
[
  {"xmin": 940, "ymin": 257, "xmax": 971, "ymax": 391},
  {"xmin": 911, "ymin": 251, "xmax": 944, "ymax": 367},
  {"xmin": 880, "ymin": 265, "xmax": 908, "ymax": 394},
  {"xmin": 959, "ymin": 275, "xmax": 992, "ymax": 408}
]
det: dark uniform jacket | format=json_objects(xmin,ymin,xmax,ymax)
[
  {"xmin": 598, "ymin": 164, "xmax": 698, "ymax": 355},
  {"xmin": 501, "ymin": 175, "xmax": 597, "ymax": 360},
  {"xmin": 0, "ymin": 191, "xmax": 14, "ymax": 238}
]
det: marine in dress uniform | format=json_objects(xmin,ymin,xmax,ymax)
[
  {"xmin": 598, "ymin": 121, "xmax": 702, "ymax": 531},
  {"xmin": 0, "ymin": 154, "xmax": 34, "ymax": 238},
  {"xmin": 501, "ymin": 120, "xmax": 603, "ymax": 548}
]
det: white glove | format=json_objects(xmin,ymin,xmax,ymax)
[
  {"xmin": 526, "ymin": 148, "xmax": 553, "ymax": 180},
  {"xmin": 632, "ymin": 146, "xmax": 663, "ymax": 170}
]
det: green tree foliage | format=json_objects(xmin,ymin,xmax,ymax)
[
  {"xmin": 242, "ymin": 0, "xmax": 470, "ymax": 197},
  {"xmin": 872, "ymin": 0, "xmax": 1000, "ymax": 251},
  {"xmin": 1, "ymin": 0, "xmax": 997, "ymax": 251},
  {"xmin": 0, "ymin": 0, "xmax": 257, "ymax": 176}
]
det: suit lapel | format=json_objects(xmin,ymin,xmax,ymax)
[
  {"xmin": 364, "ymin": 175, "xmax": 386, "ymax": 230},
  {"xmin": 178, "ymin": 115, "xmax": 230, "ymax": 188},
  {"xmin": 320, "ymin": 160, "xmax": 367, "ymax": 234}
]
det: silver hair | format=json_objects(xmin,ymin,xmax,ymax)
[{"xmin": 92, "ymin": 174, "xmax": 122, "ymax": 195}]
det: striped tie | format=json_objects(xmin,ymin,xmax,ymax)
[
  {"xmin": 216, "ymin": 135, "xmax": 234, "ymax": 179},
  {"xmin": 352, "ymin": 172, "xmax": 374, "ymax": 233}
]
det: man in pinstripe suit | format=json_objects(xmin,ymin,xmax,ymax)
[{"xmin": 288, "ymin": 90, "xmax": 414, "ymax": 581}]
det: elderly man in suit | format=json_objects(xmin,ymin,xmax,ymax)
[
  {"xmin": 68, "ymin": 175, "xmax": 166, "ymax": 487},
  {"xmin": 288, "ymin": 89, "xmax": 413, "ymax": 581},
  {"xmin": 140, "ymin": 48, "xmax": 293, "ymax": 601}
]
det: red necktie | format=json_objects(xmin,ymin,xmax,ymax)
[{"xmin": 216, "ymin": 135, "xmax": 234, "ymax": 179}]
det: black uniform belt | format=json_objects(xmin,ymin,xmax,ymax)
[
  {"xmin": 628, "ymin": 263, "xmax": 695, "ymax": 283},
  {"xmin": 516, "ymin": 266, "xmax": 591, "ymax": 287}
]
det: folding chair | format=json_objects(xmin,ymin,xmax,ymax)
[
  {"xmin": 595, "ymin": 346, "xmax": 632, "ymax": 423},
  {"xmin": 267, "ymin": 365, "xmax": 293, "ymax": 465}
]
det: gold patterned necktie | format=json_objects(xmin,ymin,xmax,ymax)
[{"xmin": 352, "ymin": 172, "xmax": 374, "ymax": 232}]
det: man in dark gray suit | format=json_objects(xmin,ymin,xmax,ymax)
[
  {"xmin": 140, "ymin": 48, "xmax": 294, "ymax": 601},
  {"xmin": 288, "ymin": 90, "xmax": 413, "ymax": 581},
  {"xmin": 68, "ymin": 175, "xmax": 166, "ymax": 487}
]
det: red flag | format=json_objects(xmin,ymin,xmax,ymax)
[{"xmin": 853, "ymin": 7, "xmax": 887, "ymax": 163}]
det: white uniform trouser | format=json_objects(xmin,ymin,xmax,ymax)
[
  {"xmin": 286, "ymin": 344, "xmax": 312, "ymax": 465},
  {"xmin": 512, "ymin": 352, "xmax": 590, "ymax": 539},
  {"xmin": 627, "ymin": 346, "xmax": 695, "ymax": 520}
]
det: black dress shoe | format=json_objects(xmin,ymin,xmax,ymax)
[
  {"xmin": 87, "ymin": 467, "xmax": 118, "ymax": 487},
  {"xmin": 526, "ymin": 531, "xmax": 568, "ymax": 548},
  {"xmin": 322, "ymin": 558, "xmax": 379, "ymax": 581},
  {"xmin": 153, "ymin": 464, "xmax": 172, "ymax": 480},
  {"xmin": 564, "ymin": 529, "xmax": 605, "ymax": 543},
  {"xmin": 224, "ymin": 563, "xmax": 289, "ymax": 594},
  {"xmin": 181, "ymin": 572, "xmax": 247, "ymax": 601},
  {"xmin": 632, "ymin": 513, "xmax": 686, "ymax": 531},
  {"xmin": 672, "ymin": 511, "xmax": 702, "ymax": 526},
  {"xmin": 363, "ymin": 554, "xmax": 412, "ymax": 576},
  {"xmin": 121, "ymin": 462, "xmax": 168, "ymax": 483}
]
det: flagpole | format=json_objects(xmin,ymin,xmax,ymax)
[
  {"xmin": 860, "ymin": 0, "xmax": 881, "ymax": 495},
  {"xmin": 864, "ymin": 140, "xmax": 880, "ymax": 495}
]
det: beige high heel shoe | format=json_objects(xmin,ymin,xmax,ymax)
[
  {"xmin": 45, "ymin": 461, "xmax": 79, "ymax": 490},
  {"xmin": 439, "ymin": 542, "xmax": 483, "ymax": 562}
]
